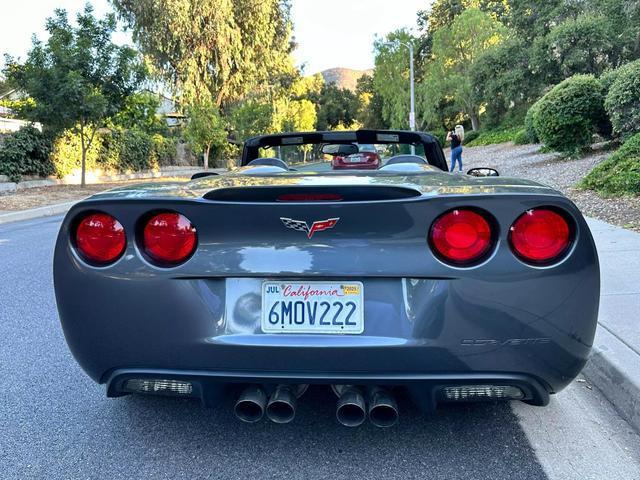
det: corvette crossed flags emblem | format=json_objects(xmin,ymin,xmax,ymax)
[{"xmin": 280, "ymin": 217, "xmax": 340, "ymax": 239}]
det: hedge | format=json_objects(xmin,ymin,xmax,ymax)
[
  {"xmin": 0, "ymin": 126, "xmax": 53, "ymax": 182},
  {"xmin": 50, "ymin": 128, "xmax": 178, "ymax": 178},
  {"xmin": 524, "ymin": 100, "xmax": 541, "ymax": 144},
  {"xmin": 532, "ymin": 75, "xmax": 607, "ymax": 153},
  {"xmin": 465, "ymin": 126, "xmax": 522, "ymax": 147},
  {"xmin": 581, "ymin": 133, "xmax": 640, "ymax": 194},
  {"xmin": 513, "ymin": 129, "xmax": 530, "ymax": 145},
  {"xmin": 604, "ymin": 59, "xmax": 640, "ymax": 139}
]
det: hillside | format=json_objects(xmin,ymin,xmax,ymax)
[{"xmin": 317, "ymin": 67, "xmax": 372, "ymax": 91}]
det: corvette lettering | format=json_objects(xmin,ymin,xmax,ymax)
[{"xmin": 280, "ymin": 217, "xmax": 339, "ymax": 238}]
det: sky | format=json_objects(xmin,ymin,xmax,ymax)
[{"xmin": 0, "ymin": 0, "xmax": 430, "ymax": 74}]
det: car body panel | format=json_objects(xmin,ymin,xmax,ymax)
[{"xmin": 53, "ymin": 130, "xmax": 600, "ymax": 411}]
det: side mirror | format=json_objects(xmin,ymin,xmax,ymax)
[
  {"xmin": 321, "ymin": 143, "xmax": 359, "ymax": 157},
  {"xmin": 466, "ymin": 167, "xmax": 499, "ymax": 177}
]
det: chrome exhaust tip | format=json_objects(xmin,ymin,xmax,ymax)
[
  {"xmin": 234, "ymin": 385, "xmax": 267, "ymax": 423},
  {"xmin": 266, "ymin": 386, "xmax": 297, "ymax": 424},
  {"xmin": 368, "ymin": 387, "xmax": 399, "ymax": 428},
  {"xmin": 336, "ymin": 386, "xmax": 366, "ymax": 427}
]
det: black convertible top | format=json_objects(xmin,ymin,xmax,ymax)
[{"xmin": 241, "ymin": 129, "xmax": 448, "ymax": 171}]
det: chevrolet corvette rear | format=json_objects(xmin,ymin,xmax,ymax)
[{"xmin": 54, "ymin": 130, "xmax": 600, "ymax": 427}]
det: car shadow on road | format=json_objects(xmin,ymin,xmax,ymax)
[{"xmin": 109, "ymin": 385, "xmax": 548, "ymax": 480}]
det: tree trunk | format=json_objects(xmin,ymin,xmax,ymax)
[
  {"xmin": 80, "ymin": 128, "xmax": 87, "ymax": 188},
  {"xmin": 203, "ymin": 146, "xmax": 210, "ymax": 170},
  {"xmin": 470, "ymin": 111, "xmax": 480, "ymax": 131}
]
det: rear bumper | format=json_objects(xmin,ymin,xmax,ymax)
[{"xmin": 105, "ymin": 368, "xmax": 551, "ymax": 408}]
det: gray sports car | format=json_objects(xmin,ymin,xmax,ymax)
[{"xmin": 54, "ymin": 130, "xmax": 599, "ymax": 427}]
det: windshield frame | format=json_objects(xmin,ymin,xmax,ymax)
[{"xmin": 241, "ymin": 129, "xmax": 448, "ymax": 171}]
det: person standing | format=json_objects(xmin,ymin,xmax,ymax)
[{"xmin": 446, "ymin": 125, "xmax": 465, "ymax": 173}]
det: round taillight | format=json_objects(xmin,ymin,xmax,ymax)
[
  {"xmin": 143, "ymin": 212, "xmax": 197, "ymax": 265},
  {"xmin": 429, "ymin": 209, "xmax": 494, "ymax": 265},
  {"xmin": 509, "ymin": 208, "xmax": 572, "ymax": 264},
  {"xmin": 75, "ymin": 213, "xmax": 126, "ymax": 265}
]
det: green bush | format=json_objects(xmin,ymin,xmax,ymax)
[
  {"xmin": 465, "ymin": 126, "xmax": 522, "ymax": 147},
  {"xmin": 51, "ymin": 128, "xmax": 178, "ymax": 177},
  {"xmin": 462, "ymin": 130, "xmax": 480, "ymax": 145},
  {"xmin": 605, "ymin": 59, "xmax": 640, "ymax": 139},
  {"xmin": 513, "ymin": 129, "xmax": 530, "ymax": 145},
  {"xmin": 0, "ymin": 126, "xmax": 53, "ymax": 182},
  {"xmin": 581, "ymin": 133, "xmax": 640, "ymax": 194},
  {"xmin": 51, "ymin": 130, "xmax": 102, "ymax": 178},
  {"xmin": 599, "ymin": 68, "xmax": 622, "ymax": 95},
  {"xmin": 430, "ymin": 129, "xmax": 447, "ymax": 147},
  {"xmin": 524, "ymin": 101, "xmax": 541, "ymax": 143},
  {"xmin": 533, "ymin": 75, "xmax": 607, "ymax": 153}
]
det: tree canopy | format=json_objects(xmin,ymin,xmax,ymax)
[
  {"xmin": 3, "ymin": 4, "xmax": 145, "ymax": 185},
  {"xmin": 111, "ymin": 0, "xmax": 295, "ymax": 107}
]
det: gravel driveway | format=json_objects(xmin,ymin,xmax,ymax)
[{"xmin": 456, "ymin": 142, "xmax": 640, "ymax": 232}]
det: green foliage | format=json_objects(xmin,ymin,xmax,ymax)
[
  {"xmin": 604, "ymin": 60, "xmax": 640, "ymax": 139},
  {"xmin": 581, "ymin": 133, "xmax": 640, "ymax": 194},
  {"xmin": 230, "ymin": 100, "xmax": 274, "ymax": 142},
  {"xmin": 513, "ymin": 129, "xmax": 530, "ymax": 145},
  {"xmin": 373, "ymin": 29, "xmax": 417, "ymax": 129},
  {"xmin": 111, "ymin": 91, "xmax": 166, "ymax": 135},
  {"xmin": 50, "ymin": 128, "xmax": 177, "ymax": 178},
  {"xmin": 419, "ymin": 8, "xmax": 507, "ymax": 131},
  {"xmin": 524, "ymin": 101, "xmax": 542, "ymax": 143},
  {"xmin": 184, "ymin": 99, "xmax": 228, "ymax": 168},
  {"xmin": 430, "ymin": 129, "xmax": 447, "ymax": 147},
  {"xmin": 545, "ymin": 15, "xmax": 614, "ymax": 78},
  {"xmin": 112, "ymin": 0, "xmax": 295, "ymax": 107},
  {"xmin": 0, "ymin": 126, "xmax": 53, "ymax": 182},
  {"xmin": 417, "ymin": 0, "xmax": 509, "ymax": 36},
  {"xmin": 3, "ymin": 5, "xmax": 145, "ymax": 185},
  {"xmin": 532, "ymin": 75, "xmax": 606, "ymax": 153},
  {"xmin": 462, "ymin": 130, "xmax": 480, "ymax": 145},
  {"xmin": 314, "ymin": 84, "xmax": 359, "ymax": 131},
  {"xmin": 355, "ymin": 74, "xmax": 386, "ymax": 129},
  {"xmin": 465, "ymin": 126, "xmax": 522, "ymax": 147},
  {"xmin": 471, "ymin": 37, "xmax": 535, "ymax": 128}
]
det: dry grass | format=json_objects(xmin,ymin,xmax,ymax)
[{"xmin": 0, "ymin": 177, "xmax": 189, "ymax": 212}]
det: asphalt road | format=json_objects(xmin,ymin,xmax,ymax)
[{"xmin": 1, "ymin": 216, "xmax": 639, "ymax": 480}]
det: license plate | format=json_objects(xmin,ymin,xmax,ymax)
[
  {"xmin": 261, "ymin": 282, "xmax": 364, "ymax": 334},
  {"xmin": 347, "ymin": 155, "xmax": 364, "ymax": 163}
]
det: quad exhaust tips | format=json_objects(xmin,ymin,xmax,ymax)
[
  {"xmin": 334, "ymin": 385, "xmax": 399, "ymax": 427},
  {"xmin": 368, "ymin": 387, "xmax": 399, "ymax": 428},
  {"xmin": 266, "ymin": 385, "xmax": 297, "ymax": 424},
  {"xmin": 335, "ymin": 386, "xmax": 367, "ymax": 427},
  {"xmin": 234, "ymin": 385, "xmax": 268, "ymax": 423}
]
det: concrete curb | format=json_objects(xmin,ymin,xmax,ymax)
[
  {"xmin": 583, "ymin": 325, "xmax": 640, "ymax": 432},
  {"xmin": 0, "ymin": 201, "xmax": 77, "ymax": 225}
]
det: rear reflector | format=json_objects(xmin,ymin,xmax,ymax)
[
  {"xmin": 143, "ymin": 212, "xmax": 197, "ymax": 266},
  {"xmin": 123, "ymin": 379, "xmax": 193, "ymax": 396},
  {"xmin": 429, "ymin": 209, "xmax": 494, "ymax": 265},
  {"xmin": 75, "ymin": 212, "xmax": 126, "ymax": 265},
  {"xmin": 441, "ymin": 385, "xmax": 524, "ymax": 401},
  {"xmin": 509, "ymin": 208, "xmax": 572, "ymax": 264}
]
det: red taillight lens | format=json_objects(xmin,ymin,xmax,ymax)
[
  {"xmin": 429, "ymin": 209, "xmax": 494, "ymax": 265},
  {"xmin": 143, "ymin": 212, "xmax": 197, "ymax": 265},
  {"xmin": 509, "ymin": 208, "xmax": 572, "ymax": 264},
  {"xmin": 75, "ymin": 213, "xmax": 126, "ymax": 265}
]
